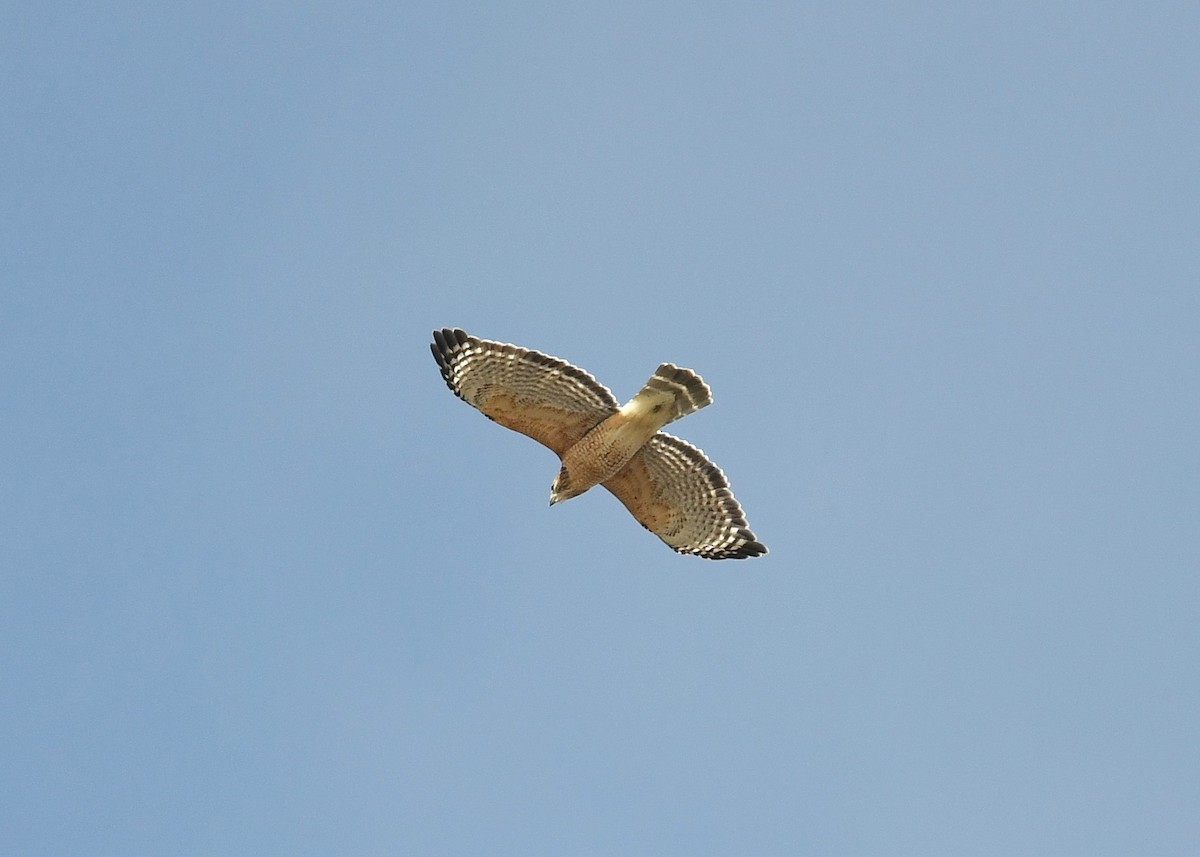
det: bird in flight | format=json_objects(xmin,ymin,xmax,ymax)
[{"xmin": 431, "ymin": 328, "xmax": 766, "ymax": 559}]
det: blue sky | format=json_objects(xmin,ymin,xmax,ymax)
[{"xmin": 3, "ymin": 2, "xmax": 1198, "ymax": 854}]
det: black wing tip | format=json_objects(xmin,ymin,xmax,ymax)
[
  {"xmin": 431, "ymin": 327, "xmax": 468, "ymax": 353},
  {"xmin": 734, "ymin": 540, "xmax": 769, "ymax": 558},
  {"xmin": 431, "ymin": 328, "xmax": 472, "ymax": 358},
  {"xmin": 431, "ymin": 328, "xmax": 473, "ymax": 394},
  {"xmin": 710, "ymin": 539, "xmax": 768, "ymax": 560},
  {"xmin": 677, "ymin": 537, "xmax": 767, "ymax": 560},
  {"xmin": 429, "ymin": 340, "xmax": 446, "ymax": 370}
]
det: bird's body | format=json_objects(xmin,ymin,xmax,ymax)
[
  {"xmin": 430, "ymin": 328, "xmax": 766, "ymax": 559},
  {"xmin": 551, "ymin": 362, "xmax": 712, "ymax": 503}
]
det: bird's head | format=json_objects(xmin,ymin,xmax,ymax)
[{"xmin": 549, "ymin": 467, "xmax": 585, "ymax": 506}]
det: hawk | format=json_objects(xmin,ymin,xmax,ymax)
[{"xmin": 430, "ymin": 328, "xmax": 767, "ymax": 559}]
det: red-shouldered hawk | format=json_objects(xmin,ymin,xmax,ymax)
[{"xmin": 431, "ymin": 328, "xmax": 767, "ymax": 559}]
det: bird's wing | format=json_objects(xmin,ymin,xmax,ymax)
[
  {"xmin": 602, "ymin": 432, "xmax": 767, "ymax": 559},
  {"xmin": 431, "ymin": 328, "xmax": 619, "ymax": 456}
]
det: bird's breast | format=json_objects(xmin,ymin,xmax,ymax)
[{"xmin": 559, "ymin": 413, "xmax": 658, "ymax": 492}]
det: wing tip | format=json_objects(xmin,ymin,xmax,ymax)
[
  {"xmin": 700, "ymin": 538, "xmax": 768, "ymax": 560},
  {"xmin": 431, "ymin": 328, "xmax": 473, "ymax": 395},
  {"xmin": 431, "ymin": 327, "xmax": 468, "ymax": 356},
  {"xmin": 733, "ymin": 539, "xmax": 769, "ymax": 559},
  {"xmin": 666, "ymin": 531, "xmax": 767, "ymax": 560}
]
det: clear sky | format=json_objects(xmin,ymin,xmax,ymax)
[{"xmin": 3, "ymin": 2, "xmax": 1198, "ymax": 855}]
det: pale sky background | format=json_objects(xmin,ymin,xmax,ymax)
[{"xmin": 3, "ymin": 2, "xmax": 1198, "ymax": 855}]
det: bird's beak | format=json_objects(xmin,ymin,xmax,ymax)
[{"xmin": 548, "ymin": 494, "xmax": 558, "ymax": 507}]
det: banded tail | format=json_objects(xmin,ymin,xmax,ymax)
[{"xmin": 623, "ymin": 363, "xmax": 713, "ymax": 426}]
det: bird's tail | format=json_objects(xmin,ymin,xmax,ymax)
[{"xmin": 626, "ymin": 363, "xmax": 713, "ymax": 426}]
